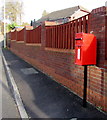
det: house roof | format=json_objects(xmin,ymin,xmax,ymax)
[{"xmin": 37, "ymin": 5, "xmax": 90, "ymax": 23}]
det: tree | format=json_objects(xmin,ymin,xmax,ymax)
[
  {"xmin": 2, "ymin": 0, "xmax": 23, "ymax": 24},
  {"xmin": 42, "ymin": 10, "xmax": 49, "ymax": 17},
  {"xmin": 0, "ymin": 0, "xmax": 24, "ymax": 34},
  {"xmin": 21, "ymin": 22, "xmax": 30, "ymax": 27}
]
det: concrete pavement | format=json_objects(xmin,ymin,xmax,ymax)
[
  {"xmin": 2, "ymin": 47, "xmax": 107, "ymax": 119},
  {"xmin": 0, "ymin": 35, "xmax": 20, "ymax": 119}
]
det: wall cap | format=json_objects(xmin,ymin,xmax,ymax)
[
  {"xmin": 26, "ymin": 43, "xmax": 41, "ymax": 46},
  {"xmin": 45, "ymin": 47, "xmax": 75, "ymax": 53}
]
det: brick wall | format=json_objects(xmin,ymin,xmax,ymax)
[
  {"xmin": 90, "ymin": 6, "xmax": 106, "ymax": 67},
  {"xmin": 9, "ymin": 6, "xmax": 107, "ymax": 112},
  {"xmin": 89, "ymin": 6, "xmax": 107, "ymax": 111},
  {"xmin": 105, "ymin": 16, "xmax": 107, "ymax": 60}
]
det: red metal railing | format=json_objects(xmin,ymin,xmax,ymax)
[
  {"xmin": 6, "ymin": 31, "xmax": 11, "ymax": 40},
  {"xmin": 46, "ymin": 14, "xmax": 90, "ymax": 49},
  {"xmin": 11, "ymin": 30, "xmax": 17, "ymax": 40},
  {"xmin": 25, "ymin": 25, "xmax": 41, "ymax": 43},
  {"xmin": 25, "ymin": 30, "xmax": 31, "ymax": 43},
  {"xmin": 17, "ymin": 28, "xmax": 25, "ymax": 41},
  {"xmin": 8, "ymin": 15, "xmax": 90, "ymax": 49}
]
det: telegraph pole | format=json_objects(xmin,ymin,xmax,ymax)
[{"xmin": 4, "ymin": 0, "xmax": 6, "ymax": 48}]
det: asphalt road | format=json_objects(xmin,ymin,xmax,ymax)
[
  {"xmin": 0, "ymin": 35, "xmax": 20, "ymax": 119},
  {"xmin": 2, "ymin": 47, "xmax": 107, "ymax": 119}
]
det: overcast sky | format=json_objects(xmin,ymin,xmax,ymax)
[
  {"xmin": 0, "ymin": 0, "xmax": 107, "ymax": 23},
  {"xmin": 23, "ymin": 0, "xmax": 107, "ymax": 23}
]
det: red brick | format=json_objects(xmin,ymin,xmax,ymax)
[{"xmin": 8, "ymin": 6, "xmax": 107, "ymax": 113}]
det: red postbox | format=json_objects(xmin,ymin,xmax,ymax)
[{"xmin": 75, "ymin": 33, "xmax": 97, "ymax": 65}]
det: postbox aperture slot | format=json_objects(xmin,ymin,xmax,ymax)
[
  {"xmin": 76, "ymin": 39, "xmax": 83, "ymax": 46},
  {"xmin": 75, "ymin": 38, "xmax": 82, "ymax": 40}
]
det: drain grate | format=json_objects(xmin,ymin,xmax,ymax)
[{"xmin": 20, "ymin": 68, "xmax": 39, "ymax": 75}]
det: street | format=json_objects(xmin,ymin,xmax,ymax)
[
  {"xmin": 2, "ymin": 45, "xmax": 107, "ymax": 118},
  {"xmin": 1, "ymin": 0, "xmax": 107, "ymax": 119}
]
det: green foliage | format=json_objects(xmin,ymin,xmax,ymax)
[
  {"xmin": 42, "ymin": 10, "xmax": 49, "ymax": 17},
  {"xmin": 7, "ymin": 23, "xmax": 18, "ymax": 31}
]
